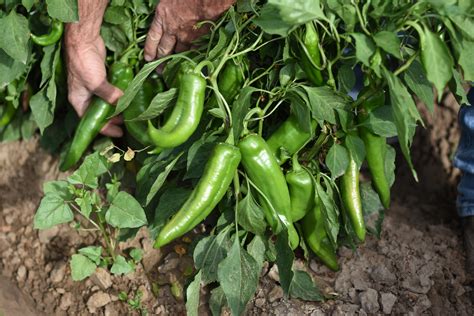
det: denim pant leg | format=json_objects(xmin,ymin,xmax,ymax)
[{"xmin": 454, "ymin": 88, "xmax": 474, "ymax": 217}]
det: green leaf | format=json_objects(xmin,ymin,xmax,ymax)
[
  {"xmin": 104, "ymin": 6, "xmax": 129, "ymax": 25},
  {"xmin": 253, "ymin": 5, "xmax": 296, "ymax": 36},
  {"xmin": 275, "ymin": 231, "xmax": 294, "ymax": 295},
  {"xmin": 238, "ymin": 193, "xmax": 267, "ymax": 236},
  {"xmin": 128, "ymin": 88, "xmax": 178, "ymax": 121},
  {"xmin": 194, "ymin": 229, "xmax": 232, "ymax": 284},
  {"xmin": 345, "ymin": 134, "xmax": 366, "ymax": 169},
  {"xmin": 29, "ymin": 82, "xmax": 55, "ymax": 133},
  {"xmin": 145, "ymin": 152, "xmax": 183, "ymax": 206},
  {"xmin": 403, "ymin": 60, "xmax": 435, "ymax": 112},
  {"xmin": 360, "ymin": 182, "xmax": 385, "ymax": 238},
  {"xmin": 78, "ymin": 246, "xmax": 102, "ymax": 265},
  {"xmin": 351, "ymin": 33, "xmax": 376, "ymax": 67},
  {"xmin": 209, "ymin": 286, "xmax": 227, "ymax": 316},
  {"xmin": 302, "ymin": 86, "xmax": 349, "ymax": 125},
  {"xmin": 450, "ymin": 68, "xmax": 469, "ymax": 105},
  {"xmin": 420, "ymin": 27, "xmax": 454, "ymax": 97},
  {"xmin": 43, "ymin": 180, "xmax": 73, "ymax": 200},
  {"xmin": 337, "ymin": 64, "xmax": 356, "ymax": 93},
  {"xmin": 100, "ymin": 23, "xmax": 128, "ymax": 54},
  {"xmin": 34, "ymin": 194, "xmax": 73, "ymax": 229},
  {"xmin": 232, "ymin": 86, "xmax": 257, "ymax": 144},
  {"xmin": 39, "ymin": 44, "xmax": 59, "ymax": 87},
  {"xmin": 458, "ymin": 39, "xmax": 474, "ymax": 81},
  {"xmin": 75, "ymin": 192, "xmax": 92, "ymax": 219},
  {"xmin": 71, "ymin": 254, "xmax": 97, "ymax": 281},
  {"xmin": 384, "ymin": 144, "xmax": 396, "ymax": 187},
  {"xmin": 67, "ymin": 152, "xmax": 109, "ymax": 189},
  {"xmin": 46, "ymin": 0, "xmax": 79, "ymax": 22},
  {"xmin": 247, "ymin": 235, "xmax": 266, "ymax": 271},
  {"xmin": 383, "ymin": 68, "xmax": 419, "ymax": 181},
  {"xmin": 373, "ymin": 31, "xmax": 401, "ymax": 59},
  {"xmin": 22, "ymin": 0, "xmax": 35, "ymax": 11},
  {"xmin": 217, "ymin": 236, "xmax": 259, "ymax": 316},
  {"xmin": 185, "ymin": 271, "xmax": 202, "ymax": 316},
  {"xmin": 325, "ymin": 143, "xmax": 349, "ymax": 179},
  {"xmin": 110, "ymin": 255, "xmax": 134, "ymax": 275},
  {"xmin": 0, "ymin": 49, "xmax": 27, "ymax": 89},
  {"xmin": 0, "ymin": 11, "xmax": 29, "ymax": 64},
  {"xmin": 289, "ymin": 270, "xmax": 323, "ymax": 301},
  {"xmin": 185, "ymin": 136, "xmax": 217, "ymax": 180},
  {"xmin": 360, "ymin": 106, "xmax": 398, "ymax": 137},
  {"xmin": 326, "ymin": 0, "xmax": 357, "ymax": 32},
  {"xmin": 316, "ymin": 180, "xmax": 340, "ymax": 246},
  {"xmin": 129, "ymin": 248, "xmax": 143, "ymax": 262},
  {"xmin": 149, "ymin": 187, "xmax": 192, "ymax": 239},
  {"xmin": 106, "ymin": 191, "xmax": 148, "ymax": 228}
]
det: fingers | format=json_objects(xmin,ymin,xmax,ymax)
[
  {"xmin": 94, "ymin": 81, "xmax": 124, "ymax": 105},
  {"xmin": 144, "ymin": 13, "xmax": 164, "ymax": 61},
  {"xmin": 68, "ymin": 81, "xmax": 92, "ymax": 117},
  {"xmin": 156, "ymin": 33, "xmax": 177, "ymax": 58},
  {"xmin": 100, "ymin": 117, "xmax": 123, "ymax": 138}
]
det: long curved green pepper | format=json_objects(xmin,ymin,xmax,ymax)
[
  {"xmin": 147, "ymin": 71, "xmax": 205, "ymax": 149},
  {"xmin": 267, "ymin": 115, "xmax": 317, "ymax": 165},
  {"xmin": 340, "ymin": 148, "xmax": 366, "ymax": 242},
  {"xmin": 239, "ymin": 134, "xmax": 299, "ymax": 250},
  {"xmin": 154, "ymin": 143, "xmax": 241, "ymax": 248},
  {"xmin": 286, "ymin": 156, "xmax": 315, "ymax": 222},
  {"xmin": 357, "ymin": 89, "xmax": 391, "ymax": 209},
  {"xmin": 0, "ymin": 82, "xmax": 18, "ymax": 127},
  {"xmin": 299, "ymin": 22, "xmax": 323, "ymax": 86},
  {"xmin": 124, "ymin": 76, "xmax": 164, "ymax": 146},
  {"xmin": 31, "ymin": 20, "xmax": 64, "ymax": 46},
  {"xmin": 60, "ymin": 62, "xmax": 133, "ymax": 171},
  {"xmin": 302, "ymin": 195, "xmax": 339, "ymax": 271}
]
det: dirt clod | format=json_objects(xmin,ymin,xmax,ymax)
[
  {"xmin": 87, "ymin": 291, "xmax": 111, "ymax": 313},
  {"xmin": 380, "ymin": 292, "xmax": 397, "ymax": 314}
]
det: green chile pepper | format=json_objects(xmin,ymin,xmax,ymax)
[
  {"xmin": 286, "ymin": 156, "xmax": 314, "ymax": 222},
  {"xmin": 267, "ymin": 115, "xmax": 317, "ymax": 165},
  {"xmin": 216, "ymin": 58, "xmax": 246, "ymax": 103},
  {"xmin": 299, "ymin": 22, "xmax": 323, "ymax": 86},
  {"xmin": 340, "ymin": 147, "xmax": 366, "ymax": 242},
  {"xmin": 154, "ymin": 143, "xmax": 241, "ymax": 248},
  {"xmin": 31, "ymin": 20, "xmax": 64, "ymax": 46},
  {"xmin": 147, "ymin": 71, "xmax": 205, "ymax": 149},
  {"xmin": 239, "ymin": 134, "xmax": 299, "ymax": 250},
  {"xmin": 302, "ymin": 195, "xmax": 339, "ymax": 271},
  {"xmin": 0, "ymin": 82, "xmax": 18, "ymax": 127},
  {"xmin": 357, "ymin": 89, "xmax": 391, "ymax": 209},
  {"xmin": 124, "ymin": 76, "xmax": 164, "ymax": 146},
  {"xmin": 60, "ymin": 62, "xmax": 133, "ymax": 171}
]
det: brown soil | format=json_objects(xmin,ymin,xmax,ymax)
[{"xmin": 0, "ymin": 95, "xmax": 473, "ymax": 315}]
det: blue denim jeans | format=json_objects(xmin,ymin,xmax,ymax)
[{"xmin": 454, "ymin": 88, "xmax": 474, "ymax": 217}]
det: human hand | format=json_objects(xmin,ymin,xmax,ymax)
[
  {"xmin": 144, "ymin": 0, "xmax": 235, "ymax": 61},
  {"xmin": 64, "ymin": 0, "xmax": 124, "ymax": 137}
]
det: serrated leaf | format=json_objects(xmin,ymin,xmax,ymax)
[
  {"xmin": 106, "ymin": 192, "xmax": 147, "ymax": 228},
  {"xmin": 34, "ymin": 194, "xmax": 73, "ymax": 229},
  {"xmin": 43, "ymin": 180, "xmax": 73, "ymax": 200},
  {"xmin": 217, "ymin": 236, "xmax": 259, "ymax": 316},
  {"xmin": 75, "ymin": 193, "xmax": 92, "ymax": 219},
  {"xmin": 325, "ymin": 143, "xmax": 349, "ymax": 179},
  {"xmin": 71, "ymin": 254, "xmax": 97, "ymax": 281},
  {"xmin": 67, "ymin": 152, "xmax": 109, "ymax": 189}
]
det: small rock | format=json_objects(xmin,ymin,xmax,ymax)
[
  {"xmin": 50, "ymin": 262, "xmax": 67, "ymax": 284},
  {"xmin": 351, "ymin": 272, "xmax": 370, "ymax": 291},
  {"xmin": 142, "ymin": 238, "xmax": 163, "ymax": 272},
  {"xmin": 380, "ymin": 292, "xmax": 397, "ymax": 314},
  {"xmin": 38, "ymin": 226, "xmax": 59, "ymax": 243},
  {"xmin": 268, "ymin": 265, "xmax": 280, "ymax": 282},
  {"xmin": 16, "ymin": 265, "xmax": 27, "ymax": 283},
  {"xmin": 56, "ymin": 288, "xmax": 65, "ymax": 294},
  {"xmin": 254, "ymin": 298, "xmax": 265, "ymax": 308},
  {"xmin": 412, "ymin": 294, "xmax": 431, "ymax": 314},
  {"xmin": 359, "ymin": 288, "xmax": 379, "ymax": 313},
  {"xmin": 90, "ymin": 268, "xmax": 112, "ymax": 290},
  {"xmin": 359, "ymin": 309, "xmax": 368, "ymax": 316},
  {"xmin": 331, "ymin": 304, "xmax": 359, "ymax": 316},
  {"xmin": 310, "ymin": 309, "xmax": 326, "ymax": 316},
  {"xmin": 87, "ymin": 291, "xmax": 111, "ymax": 313},
  {"xmin": 60, "ymin": 293, "xmax": 73, "ymax": 311},
  {"xmin": 370, "ymin": 265, "xmax": 396, "ymax": 285},
  {"xmin": 338, "ymin": 246, "xmax": 353, "ymax": 258},
  {"xmin": 104, "ymin": 303, "xmax": 118, "ymax": 316},
  {"xmin": 158, "ymin": 253, "xmax": 180, "ymax": 273},
  {"xmin": 154, "ymin": 305, "xmax": 166, "ymax": 315},
  {"xmin": 268, "ymin": 286, "xmax": 283, "ymax": 303}
]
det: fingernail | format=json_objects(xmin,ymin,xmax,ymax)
[{"xmin": 144, "ymin": 54, "xmax": 152, "ymax": 62}]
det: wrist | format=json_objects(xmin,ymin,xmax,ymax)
[{"xmin": 65, "ymin": 0, "xmax": 108, "ymax": 45}]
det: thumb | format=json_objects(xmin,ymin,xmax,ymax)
[{"xmin": 93, "ymin": 80, "xmax": 124, "ymax": 105}]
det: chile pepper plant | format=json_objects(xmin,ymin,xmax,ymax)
[{"xmin": 0, "ymin": 0, "xmax": 471, "ymax": 315}]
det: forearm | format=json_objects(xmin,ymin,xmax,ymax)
[{"xmin": 65, "ymin": 0, "xmax": 108, "ymax": 45}]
